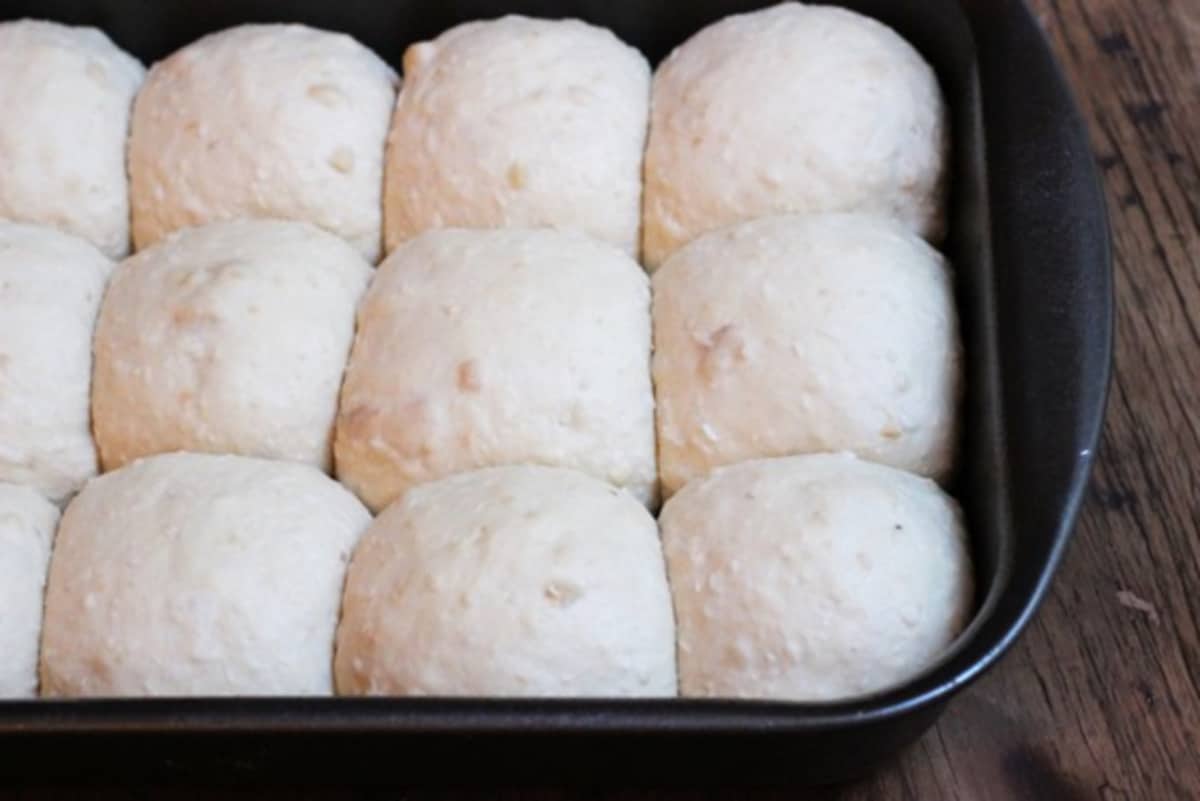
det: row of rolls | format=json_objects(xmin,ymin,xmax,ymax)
[{"xmin": 0, "ymin": 3, "xmax": 945, "ymax": 266}]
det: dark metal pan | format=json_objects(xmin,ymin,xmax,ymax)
[{"xmin": 0, "ymin": 0, "xmax": 1111, "ymax": 785}]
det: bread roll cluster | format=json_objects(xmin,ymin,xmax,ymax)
[
  {"xmin": 0, "ymin": 3, "xmax": 973, "ymax": 704},
  {"xmin": 0, "ymin": 22, "xmax": 144, "ymax": 258}
]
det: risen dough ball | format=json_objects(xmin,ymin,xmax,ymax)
[
  {"xmin": 0, "ymin": 21, "xmax": 144, "ymax": 258},
  {"xmin": 40, "ymin": 453, "xmax": 370, "ymax": 697},
  {"xmin": 661, "ymin": 453, "xmax": 973, "ymax": 701},
  {"xmin": 643, "ymin": 2, "xmax": 948, "ymax": 268},
  {"xmin": 653, "ymin": 213, "xmax": 961, "ymax": 497},
  {"xmin": 0, "ymin": 484, "xmax": 59, "ymax": 698},
  {"xmin": 335, "ymin": 228, "xmax": 656, "ymax": 512},
  {"xmin": 0, "ymin": 223, "xmax": 113, "ymax": 503},
  {"xmin": 93, "ymin": 220, "xmax": 372, "ymax": 473},
  {"xmin": 335, "ymin": 465, "xmax": 676, "ymax": 697},
  {"xmin": 130, "ymin": 24, "xmax": 398, "ymax": 262},
  {"xmin": 384, "ymin": 16, "xmax": 649, "ymax": 256}
]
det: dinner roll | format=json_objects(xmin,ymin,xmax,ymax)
[
  {"xmin": 40, "ymin": 453, "xmax": 370, "ymax": 697},
  {"xmin": 0, "ymin": 484, "xmax": 59, "ymax": 698},
  {"xmin": 0, "ymin": 223, "xmax": 113, "ymax": 503},
  {"xmin": 661, "ymin": 453, "xmax": 973, "ymax": 701},
  {"xmin": 335, "ymin": 465, "xmax": 676, "ymax": 696},
  {"xmin": 92, "ymin": 220, "xmax": 372, "ymax": 473},
  {"xmin": 653, "ymin": 213, "xmax": 961, "ymax": 497},
  {"xmin": 0, "ymin": 21, "xmax": 144, "ymax": 258},
  {"xmin": 335, "ymin": 228, "xmax": 656, "ymax": 512},
  {"xmin": 384, "ymin": 16, "xmax": 649, "ymax": 256},
  {"xmin": 643, "ymin": 2, "xmax": 948, "ymax": 267},
  {"xmin": 130, "ymin": 24, "xmax": 398, "ymax": 262}
]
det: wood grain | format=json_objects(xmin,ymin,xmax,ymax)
[{"xmin": 6, "ymin": 0, "xmax": 1198, "ymax": 798}]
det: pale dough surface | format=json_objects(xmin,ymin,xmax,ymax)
[
  {"xmin": 660, "ymin": 453, "xmax": 974, "ymax": 701},
  {"xmin": 93, "ymin": 220, "xmax": 372, "ymax": 473},
  {"xmin": 653, "ymin": 213, "xmax": 962, "ymax": 497},
  {"xmin": 643, "ymin": 2, "xmax": 948, "ymax": 267},
  {"xmin": 0, "ymin": 222, "xmax": 113, "ymax": 504},
  {"xmin": 0, "ymin": 20, "xmax": 144, "ymax": 258},
  {"xmin": 130, "ymin": 24, "xmax": 397, "ymax": 262},
  {"xmin": 335, "ymin": 465, "xmax": 676, "ymax": 697},
  {"xmin": 384, "ymin": 15, "xmax": 649, "ymax": 257},
  {"xmin": 0, "ymin": 483, "xmax": 59, "ymax": 698},
  {"xmin": 40, "ymin": 452, "xmax": 370, "ymax": 697},
  {"xmin": 335, "ymin": 227, "xmax": 657, "ymax": 512}
]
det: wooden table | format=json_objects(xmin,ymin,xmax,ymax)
[{"xmin": 10, "ymin": 0, "xmax": 1198, "ymax": 798}]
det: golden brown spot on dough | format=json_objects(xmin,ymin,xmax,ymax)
[
  {"xmin": 306, "ymin": 83, "xmax": 345, "ymax": 107},
  {"xmin": 696, "ymin": 324, "xmax": 747, "ymax": 384},
  {"xmin": 880, "ymin": 425, "xmax": 903, "ymax": 440},
  {"xmin": 177, "ymin": 391, "xmax": 193, "ymax": 404},
  {"xmin": 722, "ymin": 642, "xmax": 750, "ymax": 668},
  {"xmin": 387, "ymin": 397, "xmax": 439, "ymax": 464},
  {"xmin": 199, "ymin": 260, "xmax": 243, "ymax": 285},
  {"xmin": 170, "ymin": 306, "xmax": 218, "ymax": 328},
  {"xmin": 544, "ymin": 580, "xmax": 583, "ymax": 607},
  {"xmin": 456, "ymin": 360, "xmax": 481, "ymax": 393},
  {"xmin": 463, "ymin": 523, "xmax": 491, "ymax": 543},
  {"xmin": 506, "ymin": 162, "xmax": 528, "ymax": 190},
  {"xmin": 84, "ymin": 654, "xmax": 113, "ymax": 687},
  {"xmin": 403, "ymin": 42, "xmax": 437, "ymax": 75},
  {"xmin": 760, "ymin": 171, "xmax": 783, "ymax": 189},
  {"xmin": 328, "ymin": 147, "xmax": 355, "ymax": 174},
  {"xmin": 341, "ymin": 404, "xmax": 381, "ymax": 439},
  {"xmin": 183, "ymin": 120, "xmax": 201, "ymax": 135},
  {"xmin": 175, "ymin": 269, "xmax": 203, "ymax": 289}
]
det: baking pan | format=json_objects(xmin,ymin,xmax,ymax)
[{"xmin": 0, "ymin": 0, "xmax": 1111, "ymax": 785}]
